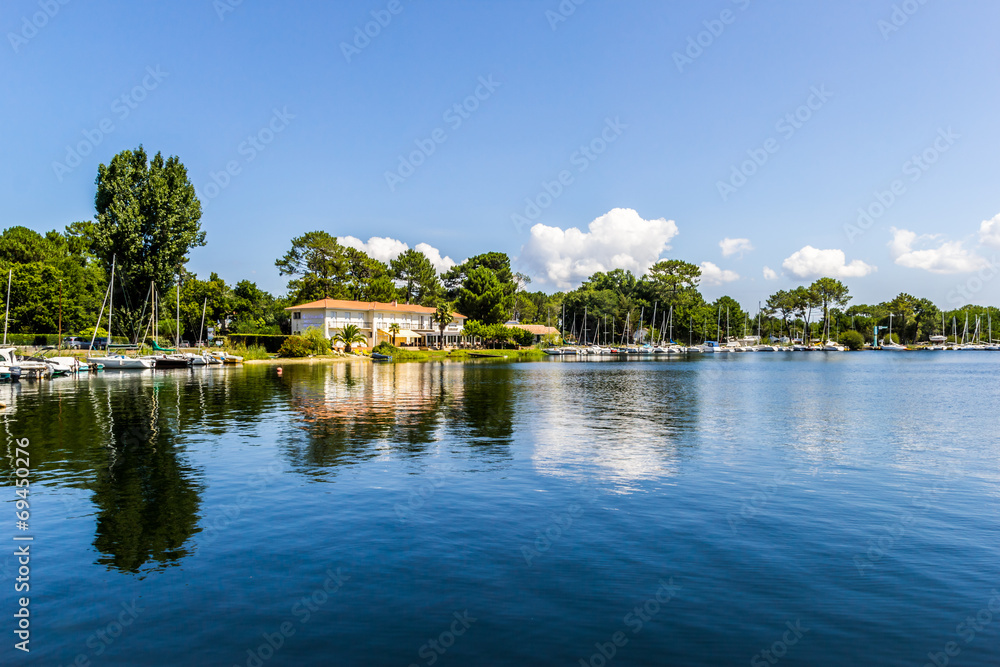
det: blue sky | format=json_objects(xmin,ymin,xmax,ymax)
[{"xmin": 3, "ymin": 0, "xmax": 999, "ymax": 308}]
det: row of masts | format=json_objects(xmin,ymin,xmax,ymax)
[{"xmin": 559, "ymin": 302, "xmax": 1000, "ymax": 346}]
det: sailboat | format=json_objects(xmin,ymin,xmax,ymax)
[
  {"xmin": 881, "ymin": 314, "xmax": 906, "ymax": 350},
  {"xmin": 88, "ymin": 257, "xmax": 152, "ymax": 369}
]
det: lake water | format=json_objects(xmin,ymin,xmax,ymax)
[{"xmin": 2, "ymin": 354, "xmax": 1000, "ymax": 666}]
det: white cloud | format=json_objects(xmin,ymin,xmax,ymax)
[
  {"xmin": 978, "ymin": 212, "xmax": 1000, "ymax": 248},
  {"xmin": 414, "ymin": 242, "xmax": 457, "ymax": 274},
  {"xmin": 339, "ymin": 235, "xmax": 409, "ymax": 264},
  {"xmin": 518, "ymin": 208, "xmax": 679, "ymax": 289},
  {"xmin": 762, "ymin": 266, "xmax": 778, "ymax": 280},
  {"xmin": 699, "ymin": 261, "xmax": 740, "ymax": 286},
  {"xmin": 782, "ymin": 246, "xmax": 875, "ymax": 279},
  {"xmin": 339, "ymin": 236, "xmax": 456, "ymax": 273},
  {"xmin": 888, "ymin": 227, "xmax": 987, "ymax": 274},
  {"xmin": 719, "ymin": 237, "xmax": 753, "ymax": 257}
]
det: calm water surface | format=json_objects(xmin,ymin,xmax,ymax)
[{"xmin": 2, "ymin": 354, "xmax": 999, "ymax": 666}]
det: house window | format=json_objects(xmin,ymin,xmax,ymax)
[{"xmin": 293, "ymin": 312, "xmax": 301, "ymax": 320}]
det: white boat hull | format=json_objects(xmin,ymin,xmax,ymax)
[{"xmin": 89, "ymin": 356, "xmax": 153, "ymax": 369}]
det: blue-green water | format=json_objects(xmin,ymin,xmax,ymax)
[{"xmin": 2, "ymin": 354, "xmax": 1000, "ymax": 665}]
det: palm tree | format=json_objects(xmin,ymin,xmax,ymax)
[
  {"xmin": 388, "ymin": 322, "xmax": 400, "ymax": 346},
  {"xmin": 333, "ymin": 324, "xmax": 367, "ymax": 354},
  {"xmin": 431, "ymin": 301, "xmax": 454, "ymax": 350}
]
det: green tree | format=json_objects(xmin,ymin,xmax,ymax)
[
  {"xmin": 391, "ymin": 249, "xmax": 441, "ymax": 304},
  {"xmin": 645, "ymin": 260, "xmax": 702, "ymax": 308},
  {"xmin": 333, "ymin": 323, "xmax": 366, "ymax": 353},
  {"xmin": 0, "ymin": 226, "xmax": 106, "ymax": 335},
  {"xmin": 276, "ymin": 231, "xmax": 349, "ymax": 303},
  {"xmin": 432, "ymin": 301, "xmax": 455, "ymax": 349},
  {"xmin": 766, "ymin": 290, "xmax": 795, "ymax": 338},
  {"xmin": 791, "ymin": 285, "xmax": 821, "ymax": 341},
  {"xmin": 455, "ymin": 266, "xmax": 509, "ymax": 325},
  {"xmin": 443, "ymin": 251, "xmax": 515, "ymax": 308},
  {"xmin": 388, "ymin": 322, "xmax": 400, "ymax": 345},
  {"xmin": 177, "ymin": 272, "xmax": 232, "ymax": 341},
  {"xmin": 92, "ymin": 146, "xmax": 206, "ymax": 332},
  {"xmin": 809, "ymin": 277, "xmax": 851, "ymax": 342}
]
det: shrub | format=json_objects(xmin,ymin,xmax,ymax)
[
  {"xmin": 277, "ymin": 336, "xmax": 313, "ymax": 357},
  {"xmin": 225, "ymin": 343, "xmax": 270, "ymax": 360},
  {"xmin": 302, "ymin": 327, "xmax": 331, "ymax": 355},
  {"xmin": 373, "ymin": 341, "xmax": 399, "ymax": 355},
  {"xmin": 226, "ymin": 334, "xmax": 289, "ymax": 353},
  {"xmin": 512, "ymin": 327, "xmax": 535, "ymax": 347},
  {"xmin": 839, "ymin": 330, "xmax": 865, "ymax": 351}
]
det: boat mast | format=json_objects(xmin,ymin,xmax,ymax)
[
  {"xmin": 2, "ymin": 268, "xmax": 10, "ymax": 345},
  {"xmin": 650, "ymin": 302, "xmax": 658, "ymax": 347},
  {"xmin": 583, "ymin": 307, "xmax": 588, "ymax": 346},
  {"xmin": 107, "ymin": 255, "xmax": 116, "ymax": 347},
  {"xmin": 176, "ymin": 271, "xmax": 181, "ymax": 349}
]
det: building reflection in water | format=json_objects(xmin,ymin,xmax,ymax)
[{"xmin": 284, "ymin": 361, "xmax": 515, "ymax": 471}]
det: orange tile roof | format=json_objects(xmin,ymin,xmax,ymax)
[
  {"xmin": 510, "ymin": 324, "xmax": 559, "ymax": 335},
  {"xmin": 285, "ymin": 298, "xmax": 465, "ymax": 318}
]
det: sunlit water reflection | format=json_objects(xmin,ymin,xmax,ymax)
[{"xmin": 1, "ymin": 354, "xmax": 999, "ymax": 665}]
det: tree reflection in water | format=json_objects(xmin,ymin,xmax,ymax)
[{"xmin": 91, "ymin": 382, "xmax": 202, "ymax": 573}]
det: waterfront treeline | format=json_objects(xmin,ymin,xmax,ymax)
[{"xmin": 3, "ymin": 146, "xmax": 997, "ymax": 345}]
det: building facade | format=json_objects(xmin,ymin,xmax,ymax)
[
  {"xmin": 507, "ymin": 323, "xmax": 560, "ymax": 344},
  {"xmin": 285, "ymin": 299, "xmax": 467, "ymax": 349}
]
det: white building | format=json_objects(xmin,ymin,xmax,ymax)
[{"xmin": 285, "ymin": 299, "xmax": 467, "ymax": 348}]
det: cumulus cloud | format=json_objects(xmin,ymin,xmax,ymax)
[
  {"xmin": 762, "ymin": 266, "xmax": 778, "ymax": 280},
  {"xmin": 518, "ymin": 208, "xmax": 679, "ymax": 289},
  {"xmin": 414, "ymin": 242, "xmax": 457, "ymax": 274},
  {"xmin": 888, "ymin": 227, "xmax": 987, "ymax": 274},
  {"xmin": 719, "ymin": 237, "xmax": 753, "ymax": 257},
  {"xmin": 978, "ymin": 212, "xmax": 1000, "ymax": 249},
  {"xmin": 339, "ymin": 235, "xmax": 456, "ymax": 273},
  {"xmin": 700, "ymin": 261, "xmax": 740, "ymax": 286},
  {"xmin": 782, "ymin": 246, "xmax": 875, "ymax": 279},
  {"xmin": 339, "ymin": 236, "xmax": 409, "ymax": 264}
]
